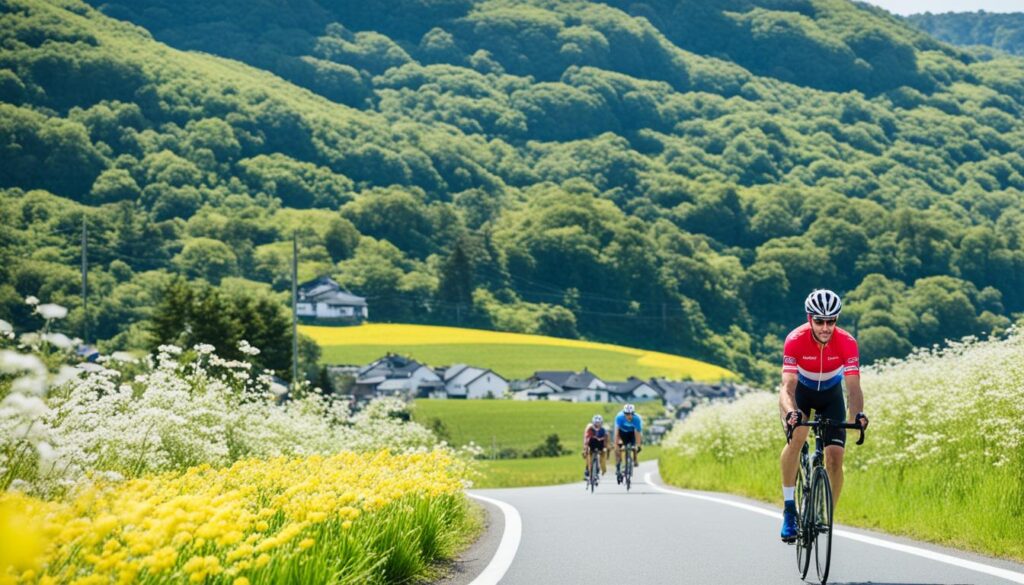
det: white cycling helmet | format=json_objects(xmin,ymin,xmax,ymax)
[
  {"xmin": 804, "ymin": 289, "xmax": 842, "ymax": 318},
  {"xmin": 592, "ymin": 414, "xmax": 603, "ymax": 424},
  {"xmin": 623, "ymin": 404, "xmax": 635, "ymax": 414}
]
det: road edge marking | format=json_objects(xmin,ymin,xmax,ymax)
[
  {"xmin": 643, "ymin": 472, "xmax": 1024, "ymax": 584},
  {"xmin": 467, "ymin": 493, "xmax": 522, "ymax": 585}
]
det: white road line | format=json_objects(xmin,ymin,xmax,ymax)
[
  {"xmin": 467, "ymin": 493, "xmax": 522, "ymax": 585},
  {"xmin": 644, "ymin": 472, "xmax": 1024, "ymax": 584}
]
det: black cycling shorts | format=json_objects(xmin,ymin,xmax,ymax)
[
  {"xmin": 587, "ymin": 438, "xmax": 605, "ymax": 450},
  {"xmin": 618, "ymin": 430, "xmax": 636, "ymax": 446},
  {"xmin": 794, "ymin": 382, "xmax": 847, "ymax": 448}
]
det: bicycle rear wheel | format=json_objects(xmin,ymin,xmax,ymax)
[
  {"xmin": 795, "ymin": 454, "xmax": 811, "ymax": 579},
  {"xmin": 812, "ymin": 466, "xmax": 834, "ymax": 584}
]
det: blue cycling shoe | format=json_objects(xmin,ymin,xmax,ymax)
[
  {"xmin": 782, "ymin": 502, "xmax": 798, "ymax": 540},
  {"xmin": 780, "ymin": 501, "xmax": 798, "ymax": 543}
]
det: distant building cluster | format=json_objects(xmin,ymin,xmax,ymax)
[{"xmin": 326, "ymin": 354, "xmax": 751, "ymax": 421}]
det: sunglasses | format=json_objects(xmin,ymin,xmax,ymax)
[{"xmin": 812, "ymin": 318, "xmax": 837, "ymax": 326}]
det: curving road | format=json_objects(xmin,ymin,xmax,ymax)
[{"xmin": 445, "ymin": 462, "xmax": 1024, "ymax": 585}]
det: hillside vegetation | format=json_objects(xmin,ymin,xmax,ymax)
[
  {"xmin": 660, "ymin": 331, "xmax": 1024, "ymax": 561},
  {"xmin": 2, "ymin": 0, "xmax": 1024, "ymax": 384},
  {"xmin": 303, "ymin": 323, "xmax": 734, "ymax": 380},
  {"xmin": 907, "ymin": 11, "xmax": 1024, "ymax": 56}
]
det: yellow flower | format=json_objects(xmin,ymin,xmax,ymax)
[
  {"xmin": 233, "ymin": 578, "xmax": 251, "ymax": 585},
  {"xmin": 298, "ymin": 538, "xmax": 315, "ymax": 550}
]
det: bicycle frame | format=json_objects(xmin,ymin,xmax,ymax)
[
  {"xmin": 588, "ymin": 449, "xmax": 601, "ymax": 493},
  {"xmin": 621, "ymin": 443, "xmax": 636, "ymax": 491},
  {"xmin": 787, "ymin": 416, "xmax": 865, "ymax": 585}
]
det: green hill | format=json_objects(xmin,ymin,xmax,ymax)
[
  {"xmin": 2, "ymin": 0, "xmax": 1024, "ymax": 386},
  {"xmin": 906, "ymin": 11, "xmax": 1024, "ymax": 57}
]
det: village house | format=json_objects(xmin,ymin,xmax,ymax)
[
  {"xmin": 605, "ymin": 377, "xmax": 662, "ymax": 403},
  {"xmin": 514, "ymin": 369, "xmax": 609, "ymax": 402},
  {"xmin": 296, "ymin": 276, "xmax": 368, "ymax": 323},
  {"xmin": 437, "ymin": 364, "xmax": 510, "ymax": 399},
  {"xmin": 352, "ymin": 354, "xmax": 442, "ymax": 400}
]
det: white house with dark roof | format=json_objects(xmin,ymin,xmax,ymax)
[
  {"xmin": 353, "ymin": 354, "xmax": 441, "ymax": 399},
  {"xmin": 441, "ymin": 364, "xmax": 510, "ymax": 399},
  {"xmin": 296, "ymin": 276, "xmax": 368, "ymax": 322},
  {"xmin": 525, "ymin": 369, "xmax": 609, "ymax": 402},
  {"xmin": 606, "ymin": 377, "xmax": 662, "ymax": 403}
]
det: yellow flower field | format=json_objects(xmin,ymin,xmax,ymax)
[
  {"xmin": 303, "ymin": 323, "xmax": 735, "ymax": 381},
  {"xmin": 0, "ymin": 450, "xmax": 471, "ymax": 585}
]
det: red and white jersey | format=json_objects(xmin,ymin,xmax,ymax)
[{"xmin": 782, "ymin": 323, "xmax": 860, "ymax": 391}]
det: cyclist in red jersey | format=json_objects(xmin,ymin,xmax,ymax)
[{"xmin": 779, "ymin": 289, "xmax": 869, "ymax": 543}]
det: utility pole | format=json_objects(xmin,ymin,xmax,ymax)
[
  {"xmin": 81, "ymin": 218, "xmax": 88, "ymax": 345},
  {"xmin": 291, "ymin": 232, "xmax": 299, "ymax": 391}
]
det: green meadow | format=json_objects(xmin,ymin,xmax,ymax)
[{"xmin": 412, "ymin": 399, "xmax": 663, "ymax": 454}]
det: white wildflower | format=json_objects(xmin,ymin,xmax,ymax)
[
  {"xmin": 0, "ymin": 350, "xmax": 46, "ymax": 375},
  {"xmin": 24, "ymin": 296, "xmax": 39, "ymax": 306},
  {"xmin": 42, "ymin": 332, "xmax": 73, "ymax": 349},
  {"xmin": 194, "ymin": 343, "xmax": 216, "ymax": 355},
  {"xmin": 238, "ymin": 340, "xmax": 261, "ymax": 356},
  {"xmin": 35, "ymin": 303, "xmax": 68, "ymax": 320},
  {"xmin": 10, "ymin": 376, "xmax": 46, "ymax": 395},
  {"xmin": 111, "ymin": 351, "xmax": 138, "ymax": 363},
  {"xmin": 1, "ymin": 393, "xmax": 50, "ymax": 418},
  {"xmin": 0, "ymin": 319, "xmax": 12, "ymax": 333}
]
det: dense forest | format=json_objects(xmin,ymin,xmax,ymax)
[
  {"xmin": 907, "ymin": 11, "xmax": 1024, "ymax": 57},
  {"xmin": 2, "ymin": 0, "xmax": 1024, "ymax": 384}
]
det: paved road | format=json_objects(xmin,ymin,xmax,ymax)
[{"xmin": 456, "ymin": 461, "xmax": 1024, "ymax": 585}]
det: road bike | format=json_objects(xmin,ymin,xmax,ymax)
[
  {"xmin": 787, "ymin": 417, "xmax": 865, "ymax": 585},
  {"xmin": 585, "ymin": 448, "xmax": 602, "ymax": 493},
  {"xmin": 619, "ymin": 443, "xmax": 638, "ymax": 491}
]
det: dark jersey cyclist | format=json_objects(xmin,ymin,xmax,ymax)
[
  {"xmin": 583, "ymin": 414, "xmax": 609, "ymax": 480},
  {"xmin": 779, "ymin": 289, "xmax": 869, "ymax": 543}
]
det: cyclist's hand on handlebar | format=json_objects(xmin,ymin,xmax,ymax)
[
  {"xmin": 855, "ymin": 412, "xmax": 869, "ymax": 429},
  {"xmin": 785, "ymin": 410, "xmax": 802, "ymax": 429}
]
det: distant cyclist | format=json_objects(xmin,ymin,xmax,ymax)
[
  {"xmin": 583, "ymin": 414, "xmax": 609, "ymax": 481},
  {"xmin": 779, "ymin": 289, "xmax": 868, "ymax": 543},
  {"xmin": 614, "ymin": 404, "xmax": 643, "ymax": 484}
]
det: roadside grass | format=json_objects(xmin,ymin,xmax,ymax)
[
  {"xmin": 660, "ymin": 448, "xmax": 1024, "ymax": 561},
  {"xmin": 412, "ymin": 399, "xmax": 663, "ymax": 454},
  {"xmin": 473, "ymin": 446, "xmax": 662, "ymax": 489},
  {"xmin": 303, "ymin": 323, "xmax": 734, "ymax": 381},
  {"xmin": 659, "ymin": 333, "xmax": 1024, "ymax": 562}
]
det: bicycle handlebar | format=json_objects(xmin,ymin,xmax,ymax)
[{"xmin": 786, "ymin": 418, "xmax": 866, "ymax": 446}]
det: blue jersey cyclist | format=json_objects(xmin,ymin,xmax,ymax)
[{"xmin": 613, "ymin": 404, "xmax": 643, "ymax": 484}]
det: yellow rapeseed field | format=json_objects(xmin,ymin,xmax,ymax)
[
  {"xmin": 0, "ymin": 450, "xmax": 470, "ymax": 585},
  {"xmin": 302, "ymin": 323, "xmax": 735, "ymax": 381}
]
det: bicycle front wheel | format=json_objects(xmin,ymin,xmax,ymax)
[
  {"xmin": 795, "ymin": 457, "xmax": 811, "ymax": 579},
  {"xmin": 625, "ymin": 449, "xmax": 633, "ymax": 491},
  {"xmin": 590, "ymin": 455, "xmax": 598, "ymax": 493},
  {"xmin": 812, "ymin": 466, "xmax": 834, "ymax": 584}
]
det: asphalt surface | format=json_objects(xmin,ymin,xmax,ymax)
[{"xmin": 449, "ymin": 461, "xmax": 1024, "ymax": 585}]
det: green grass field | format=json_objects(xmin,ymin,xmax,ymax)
[
  {"xmin": 412, "ymin": 399, "xmax": 663, "ymax": 454},
  {"xmin": 304, "ymin": 324, "xmax": 734, "ymax": 381}
]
